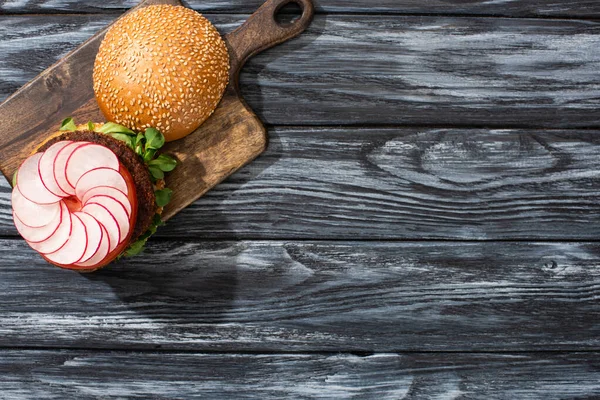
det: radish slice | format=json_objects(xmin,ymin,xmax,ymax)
[
  {"xmin": 75, "ymin": 212, "xmax": 103, "ymax": 264},
  {"xmin": 16, "ymin": 153, "xmax": 62, "ymax": 204},
  {"xmin": 81, "ymin": 203, "xmax": 129, "ymax": 251},
  {"xmin": 39, "ymin": 141, "xmax": 73, "ymax": 197},
  {"xmin": 75, "ymin": 225, "xmax": 110, "ymax": 269},
  {"xmin": 82, "ymin": 203, "xmax": 120, "ymax": 252},
  {"xmin": 12, "ymin": 186, "xmax": 60, "ymax": 228},
  {"xmin": 66, "ymin": 144, "xmax": 119, "ymax": 189},
  {"xmin": 75, "ymin": 168, "xmax": 128, "ymax": 200},
  {"xmin": 54, "ymin": 142, "xmax": 89, "ymax": 195},
  {"xmin": 29, "ymin": 204, "xmax": 73, "ymax": 254},
  {"xmin": 44, "ymin": 214, "xmax": 88, "ymax": 265},
  {"xmin": 82, "ymin": 186, "xmax": 132, "ymax": 217},
  {"xmin": 14, "ymin": 200, "xmax": 63, "ymax": 243},
  {"xmin": 86, "ymin": 196, "xmax": 130, "ymax": 244}
]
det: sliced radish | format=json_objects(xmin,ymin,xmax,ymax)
[
  {"xmin": 44, "ymin": 214, "xmax": 87, "ymax": 265},
  {"xmin": 86, "ymin": 196, "xmax": 130, "ymax": 244},
  {"xmin": 75, "ymin": 225, "xmax": 110, "ymax": 269},
  {"xmin": 16, "ymin": 153, "xmax": 62, "ymax": 204},
  {"xmin": 12, "ymin": 186, "xmax": 60, "ymax": 228},
  {"xmin": 13, "ymin": 200, "xmax": 63, "ymax": 243},
  {"xmin": 66, "ymin": 144, "xmax": 119, "ymax": 189},
  {"xmin": 75, "ymin": 212, "xmax": 103, "ymax": 264},
  {"xmin": 82, "ymin": 186, "xmax": 132, "ymax": 217},
  {"xmin": 39, "ymin": 141, "xmax": 73, "ymax": 197},
  {"xmin": 75, "ymin": 167, "xmax": 128, "ymax": 200},
  {"xmin": 28, "ymin": 204, "xmax": 73, "ymax": 254},
  {"xmin": 82, "ymin": 203, "xmax": 120, "ymax": 252},
  {"xmin": 54, "ymin": 142, "xmax": 89, "ymax": 195}
]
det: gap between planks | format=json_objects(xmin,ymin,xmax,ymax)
[
  {"xmin": 2, "ymin": 236, "xmax": 600, "ymax": 243},
  {"xmin": 1, "ymin": 345, "xmax": 600, "ymax": 356},
  {"xmin": 263, "ymin": 124, "xmax": 600, "ymax": 131},
  {"xmin": 2, "ymin": 11, "xmax": 600, "ymax": 22}
]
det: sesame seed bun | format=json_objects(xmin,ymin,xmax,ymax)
[{"xmin": 93, "ymin": 5, "xmax": 230, "ymax": 142}]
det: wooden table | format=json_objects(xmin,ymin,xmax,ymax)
[{"xmin": 1, "ymin": 1, "xmax": 600, "ymax": 398}]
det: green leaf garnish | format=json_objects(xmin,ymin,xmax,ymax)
[
  {"xmin": 151, "ymin": 214, "xmax": 164, "ymax": 232},
  {"xmin": 124, "ymin": 215, "xmax": 164, "ymax": 257},
  {"xmin": 144, "ymin": 128, "xmax": 165, "ymax": 150},
  {"xmin": 148, "ymin": 165, "xmax": 165, "ymax": 180},
  {"xmin": 155, "ymin": 188, "xmax": 173, "ymax": 208},
  {"xmin": 12, "ymin": 171, "xmax": 17, "ymax": 187},
  {"xmin": 143, "ymin": 148, "xmax": 157, "ymax": 163},
  {"xmin": 136, "ymin": 132, "xmax": 145, "ymax": 146},
  {"xmin": 124, "ymin": 240, "xmax": 146, "ymax": 257},
  {"xmin": 87, "ymin": 121, "xmax": 95, "ymax": 131},
  {"xmin": 134, "ymin": 133, "xmax": 146, "ymax": 156},
  {"xmin": 97, "ymin": 122, "xmax": 136, "ymax": 135},
  {"xmin": 107, "ymin": 133, "xmax": 135, "ymax": 149},
  {"xmin": 60, "ymin": 117, "xmax": 77, "ymax": 132},
  {"xmin": 149, "ymin": 154, "xmax": 177, "ymax": 172}
]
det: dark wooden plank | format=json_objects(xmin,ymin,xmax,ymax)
[
  {"xmin": 0, "ymin": 15, "xmax": 104, "ymax": 100},
  {"xmin": 2, "ymin": 15, "xmax": 600, "ymax": 128},
  {"xmin": 1, "ymin": 239, "xmax": 600, "ymax": 351},
  {"xmin": 162, "ymin": 128, "xmax": 600, "ymax": 240},
  {"xmin": 2, "ymin": 0, "xmax": 599, "ymax": 18},
  {"xmin": 2, "ymin": 351, "xmax": 600, "ymax": 399},
  {"xmin": 3, "ymin": 127, "xmax": 600, "ymax": 240}
]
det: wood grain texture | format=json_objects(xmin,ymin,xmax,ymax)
[
  {"xmin": 2, "ymin": 0, "xmax": 600, "ymax": 18},
  {"xmin": 2, "ymin": 127, "xmax": 600, "ymax": 240},
  {"xmin": 0, "ymin": 1, "xmax": 314, "ymax": 221},
  {"xmin": 1, "ymin": 351, "xmax": 600, "ymax": 399},
  {"xmin": 1, "ymin": 239, "xmax": 600, "ymax": 351},
  {"xmin": 161, "ymin": 128, "xmax": 600, "ymax": 240},
  {"xmin": 2, "ymin": 15, "xmax": 600, "ymax": 128},
  {"xmin": 3, "ymin": 3, "xmax": 599, "ymax": 396}
]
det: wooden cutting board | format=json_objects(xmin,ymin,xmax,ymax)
[{"xmin": 0, "ymin": 0, "xmax": 314, "ymax": 220}]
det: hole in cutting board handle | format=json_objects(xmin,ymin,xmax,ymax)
[
  {"xmin": 225, "ymin": 0, "xmax": 313, "ymax": 75},
  {"xmin": 275, "ymin": 0, "xmax": 306, "ymax": 27}
]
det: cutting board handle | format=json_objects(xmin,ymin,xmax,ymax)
[{"xmin": 225, "ymin": 0, "xmax": 314, "ymax": 85}]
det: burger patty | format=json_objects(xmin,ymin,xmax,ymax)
[{"xmin": 38, "ymin": 131, "xmax": 156, "ymax": 242}]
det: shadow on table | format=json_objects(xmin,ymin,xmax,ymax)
[
  {"xmin": 239, "ymin": 10, "xmax": 327, "ymax": 123},
  {"xmin": 82, "ymin": 134, "xmax": 281, "ymax": 323},
  {"xmin": 83, "ymin": 241, "xmax": 240, "ymax": 324}
]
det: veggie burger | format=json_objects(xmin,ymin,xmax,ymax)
[{"xmin": 11, "ymin": 5, "xmax": 230, "ymax": 271}]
